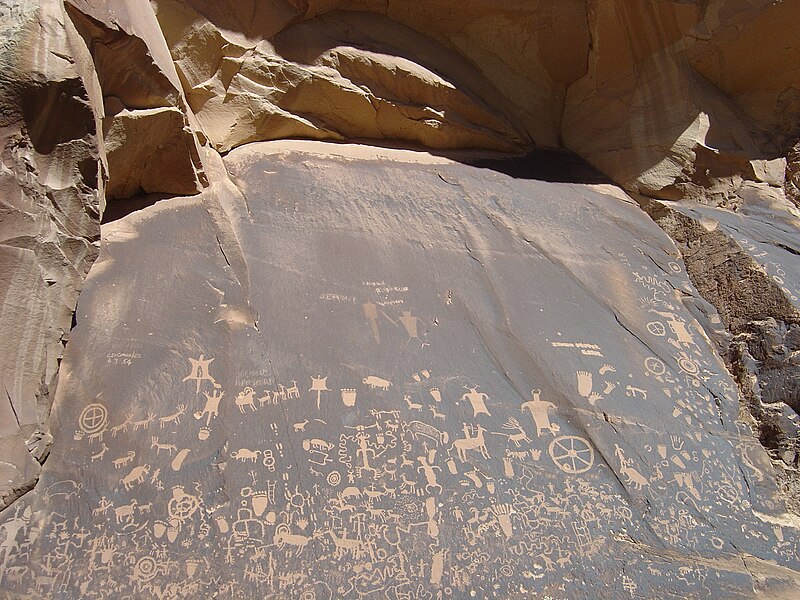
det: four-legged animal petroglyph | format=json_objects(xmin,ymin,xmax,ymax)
[
  {"xmin": 235, "ymin": 387, "xmax": 257, "ymax": 412},
  {"xmin": 451, "ymin": 425, "xmax": 490, "ymax": 462},
  {"xmin": 195, "ymin": 390, "xmax": 224, "ymax": 426},
  {"xmin": 151, "ymin": 436, "xmax": 178, "ymax": 456},
  {"xmin": 159, "ymin": 404, "xmax": 187, "ymax": 428},
  {"xmin": 112, "ymin": 451, "xmax": 136, "ymax": 470},
  {"xmin": 132, "ymin": 413, "xmax": 155, "ymax": 431}
]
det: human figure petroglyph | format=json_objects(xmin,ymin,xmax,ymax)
[
  {"xmin": 417, "ymin": 456, "xmax": 443, "ymax": 494},
  {"xmin": 520, "ymin": 389, "xmax": 560, "ymax": 436},
  {"xmin": 450, "ymin": 424, "xmax": 490, "ymax": 462},
  {"xmin": 159, "ymin": 404, "xmax": 187, "ymax": 428},
  {"xmin": 399, "ymin": 310, "xmax": 425, "ymax": 342},
  {"xmin": 460, "ymin": 386, "xmax": 491, "ymax": 417},
  {"xmin": 0, "ymin": 505, "xmax": 31, "ymax": 565},
  {"xmin": 309, "ymin": 376, "xmax": 331, "ymax": 410},
  {"xmin": 195, "ymin": 389, "xmax": 224, "ymax": 426},
  {"xmin": 92, "ymin": 496, "xmax": 113, "ymax": 516},
  {"xmin": 182, "ymin": 354, "xmax": 217, "ymax": 393}
]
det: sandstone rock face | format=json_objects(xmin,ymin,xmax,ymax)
[
  {"xmin": 0, "ymin": 0, "xmax": 103, "ymax": 510},
  {"xmin": 2, "ymin": 144, "xmax": 799, "ymax": 597},
  {"xmin": 0, "ymin": 0, "xmax": 799, "ymax": 598},
  {"xmin": 149, "ymin": 0, "xmax": 800, "ymax": 203}
]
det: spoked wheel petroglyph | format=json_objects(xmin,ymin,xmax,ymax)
[
  {"xmin": 79, "ymin": 403, "xmax": 108, "ymax": 434},
  {"xmin": 548, "ymin": 435, "xmax": 594, "ymax": 474}
]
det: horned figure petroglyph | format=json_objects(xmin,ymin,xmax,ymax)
[
  {"xmin": 429, "ymin": 405, "xmax": 446, "ymax": 421},
  {"xmin": 110, "ymin": 414, "xmax": 133, "ymax": 437},
  {"xmin": 273, "ymin": 524, "xmax": 314, "ymax": 556},
  {"xmin": 235, "ymin": 387, "xmax": 257, "ymax": 412},
  {"xmin": 325, "ymin": 529, "xmax": 364, "ymax": 559},
  {"xmin": 450, "ymin": 424, "xmax": 490, "ymax": 462},
  {"xmin": 121, "ymin": 464, "xmax": 151, "ymax": 490},
  {"xmin": 257, "ymin": 390, "xmax": 273, "ymax": 407},
  {"xmin": 159, "ymin": 404, "xmax": 187, "ymax": 428},
  {"xmin": 404, "ymin": 394, "xmax": 423, "ymax": 411},
  {"xmin": 460, "ymin": 386, "xmax": 491, "ymax": 417},
  {"xmin": 91, "ymin": 443, "xmax": 109, "ymax": 463},
  {"xmin": 151, "ymin": 436, "xmax": 178, "ymax": 456},
  {"xmin": 132, "ymin": 413, "xmax": 156, "ymax": 431},
  {"xmin": 520, "ymin": 389, "xmax": 560, "ymax": 436},
  {"xmin": 195, "ymin": 389, "xmax": 224, "ymax": 426},
  {"xmin": 112, "ymin": 451, "xmax": 136, "ymax": 470},
  {"xmin": 493, "ymin": 418, "xmax": 532, "ymax": 447},
  {"xmin": 275, "ymin": 385, "xmax": 288, "ymax": 402},
  {"xmin": 286, "ymin": 381, "xmax": 301, "ymax": 399},
  {"xmin": 400, "ymin": 473, "xmax": 418, "ymax": 494}
]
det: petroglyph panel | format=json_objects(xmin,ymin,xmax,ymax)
[{"xmin": 1, "ymin": 151, "xmax": 798, "ymax": 598}]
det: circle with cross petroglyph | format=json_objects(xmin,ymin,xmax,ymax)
[{"xmin": 79, "ymin": 403, "xmax": 108, "ymax": 434}]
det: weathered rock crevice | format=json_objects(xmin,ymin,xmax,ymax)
[{"xmin": 638, "ymin": 197, "xmax": 800, "ymax": 513}]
